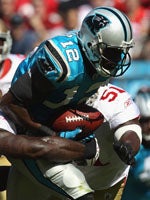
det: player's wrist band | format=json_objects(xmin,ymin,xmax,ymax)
[{"xmin": 114, "ymin": 124, "xmax": 142, "ymax": 143}]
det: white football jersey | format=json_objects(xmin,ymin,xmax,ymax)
[
  {"xmin": 87, "ymin": 83, "xmax": 140, "ymax": 129},
  {"xmin": 80, "ymin": 83, "xmax": 140, "ymax": 189},
  {"xmin": 0, "ymin": 54, "xmax": 25, "ymax": 96}
]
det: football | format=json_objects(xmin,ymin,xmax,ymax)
[{"xmin": 51, "ymin": 104, "xmax": 104, "ymax": 139}]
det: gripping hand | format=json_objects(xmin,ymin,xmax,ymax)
[
  {"xmin": 59, "ymin": 128, "xmax": 82, "ymax": 139},
  {"xmin": 113, "ymin": 141, "xmax": 136, "ymax": 166},
  {"xmin": 59, "ymin": 128, "xmax": 95, "ymax": 142},
  {"xmin": 81, "ymin": 133, "xmax": 95, "ymax": 143}
]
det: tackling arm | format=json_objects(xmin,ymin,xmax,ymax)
[
  {"xmin": 1, "ymin": 91, "xmax": 40, "ymax": 126},
  {"xmin": 1, "ymin": 91, "xmax": 57, "ymax": 136},
  {"xmin": 0, "ymin": 128, "xmax": 90, "ymax": 162},
  {"xmin": 0, "ymin": 92, "xmax": 97, "ymax": 162},
  {"xmin": 113, "ymin": 119, "xmax": 142, "ymax": 165}
]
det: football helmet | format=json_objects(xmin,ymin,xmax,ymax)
[
  {"xmin": 135, "ymin": 87, "xmax": 150, "ymax": 142},
  {"xmin": 0, "ymin": 19, "xmax": 12, "ymax": 63},
  {"xmin": 78, "ymin": 6, "xmax": 134, "ymax": 77},
  {"xmin": 135, "ymin": 88, "xmax": 150, "ymax": 118}
]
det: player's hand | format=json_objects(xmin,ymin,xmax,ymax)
[
  {"xmin": 81, "ymin": 133, "xmax": 95, "ymax": 143},
  {"xmin": 113, "ymin": 141, "xmax": 136, "ymax": 166},
  {"xmin": 59, "ymin": 129, "xmax": 94, "ymax": 142},
  {"xmin": 84, "ymin": 138, "xmax": 99, "ymax": 161},
  {"xmin": 59, "ymin": 128, "xmax": 82, "ymax": 139},
  {"xmin": 75, "ymin": 137, "xmax": 100, "ymax": 166}
]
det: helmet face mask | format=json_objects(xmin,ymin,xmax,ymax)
[
  {"xmin": 91, "ymin": 42, "xmax": 133, "ymax": 77},
  {"xmin": 78, "ymin": 6, "xmax": 134, "ymax": 77},
  {"xmin": 0, "ymin": 20, "xmax": 12, "ymax": 63}
]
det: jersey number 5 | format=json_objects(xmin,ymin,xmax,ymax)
[{"xmin": 101, "ymin": 86, "xmax": 125, "ymax": 102}]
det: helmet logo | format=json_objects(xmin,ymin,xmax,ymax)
[{"xmin": 85, "ymin": 14, "xmax": 109, "ymax": 34}]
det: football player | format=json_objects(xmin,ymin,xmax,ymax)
[
  {"xmin": 0, "ymin": 19, "xmax": 25, "ymax": 96},
  {"xmin": 83, "ymin": 83, "xmax": 141, "ymax": 200},
  {"xmin": 0, "ymin": 7, "xmax": 141, "ymax": 200},
  {"xmin": 44, "ymin": 83, "xmax": 142, "ymax": 200},
  {"xmin": 122, "ymin": 87, "xmax": 150, "ymax": 200},
  {"xmin": 0, "ymin": 19, "xmax": 25, "ymax": 200}
]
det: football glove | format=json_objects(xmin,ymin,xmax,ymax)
[
  {"xmin": 84, "ymin": 137, "xmax": 100, "ymax": 162},
  {"xmin": 81, "ymin": 133, "xmax": 95, "ymax": 143},
  {"xmin": 59, "ymin": 128, "xmax": 82, "ymax": 139},
  {"xmin": 60, "ymin": 130, "xmax": 97, "ymax": 160},
  {"xmin": 60, "ymin": 128, "xmax": 95, "ymax": 142},
  {"xmin": 113, "ymin": 141, "xmax": 136, "ymax": 166}
]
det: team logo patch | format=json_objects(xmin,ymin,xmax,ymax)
[
  {"xmin": 37, "ymin": 56, "xmax": 55, "ymax": 75},
  {"xmin": 124, "ymin": 98, "xmax": 132, "ymax": 108},
  {"xmin": 85, "ymin": 14, "xmax": 110, "ymax": 34}
]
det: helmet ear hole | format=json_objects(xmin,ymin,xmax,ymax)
[{"xmin": 87, "ymin": 42, "xmax": 92, "ymax": 48}]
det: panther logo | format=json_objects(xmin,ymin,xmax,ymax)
[{"xmin": 85, "ymin": 14, "xmax": 110, "ymax": 34}]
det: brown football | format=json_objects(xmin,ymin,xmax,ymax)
[{"xmin": 51, "ymin": 104, "xmax": 104, "ymax": 139}]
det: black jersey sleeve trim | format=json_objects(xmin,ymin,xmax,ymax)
[
  {"xmin": 10, "ymin": 71, "xmax": 32, "ymax": 105},
  {"xmin": 45, "ymin": 40, "xmax": 68, "ymax": 82}
]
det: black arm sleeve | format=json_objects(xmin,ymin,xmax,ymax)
[
  {"xmin": 10, "ymin": 71, "xmax": 32, "ymax": 105},
  {"xmin": 10, "ymin": 66, "xmax": 55, "ymax": 106}
]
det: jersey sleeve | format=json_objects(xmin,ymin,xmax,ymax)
[
  {"xmin": 0, "ymin": 110, "xmax": 16, "ymax": 134},
  {"xmin": 11, "ymin": 56, "xmax": 31, "ymax": 85},
  {"xmin": 10, "ymin": 42, "xmax": 57, "ymax": 105},
  {"xmin": 92, "ymin": 84, "xmax": 140, "ymax": 129}
]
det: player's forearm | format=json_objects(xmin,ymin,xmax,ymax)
[
  {"xmin": 0, "ymin": 129, "xmax": 51, "ymax": 159},
  {"xmin": 0, "ymin": 129, "xmax": 86, "ymax": 162},
  {"xmin": 114, "ymin": 121, "xmax": 142, "ymax": 155},
  {"xmin": 113, "ymin": 120, "xmax": 142, "ymax": 165},
  {"xmin": 119, "ymin": 130, "xmax": 141, "ymax": 154}
]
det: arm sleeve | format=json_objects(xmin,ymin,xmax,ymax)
[
  {"xmin": 10, "ymin": 43, "xmax": 56, "ymax": 106},
  {"xmin": 10, "ymin": 71, "xmax": 32, "ymax": 105},
  {"xmin": 10, "ymin": 53, "xmax": 33, "ymax": 105},
  {"xmin": 92, "ymin": 84, "xmax": 140, "ymax": 129}
]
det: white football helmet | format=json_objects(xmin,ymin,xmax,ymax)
[
  {"xmin": 135, "ymin": 88, "xmax": 150, "ymax": 142},
  {"xmin": 135, "ymin": 88, "xmax": 150, "ymax": 118},
  {"xmin": 0, "ymin": 19, "xmax": 12, "ymax": 63},
  {"xmin": 78, "ymin": 6, "xmax": 134, "ymax": 77}
]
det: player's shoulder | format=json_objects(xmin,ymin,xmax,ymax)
[
  {"xmin": 8, "ymin": 54, "xmax": 25, "ymax": 62},
  {"xmin": 99, "ymin": 83, "xmax": 130, "ymax": 100},
  {"xmin": 48, "ymin": 30, "xmax": 78, "ymax": 44},
  {"xmin": 107, "ymin": 83, "xmax": 126, "ymax": 93},
  {"xmin": 8, "ymin": 54, "xmax": 25, "ymax": 60},
  {"xmin": 94, "ymin": 83, "xmax": 133, "ymax": 111}
]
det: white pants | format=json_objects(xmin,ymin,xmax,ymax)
[{"xmin": 7, "ymin": 158, "xmax": 93, "ymax": 200}]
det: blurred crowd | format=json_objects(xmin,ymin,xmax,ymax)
[{"xmin": 0, "ymin": 0, "xmax": 150, "ymax": 59}]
